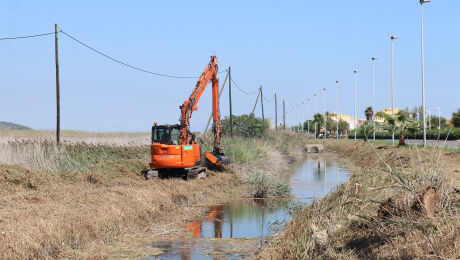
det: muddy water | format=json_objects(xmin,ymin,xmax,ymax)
[{"xmin": 148, "ymin": 154, "xmax": 350, "ymax": 259}]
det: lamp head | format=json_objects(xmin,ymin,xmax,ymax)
[
  {"xmin": 420, "ymin": 0, "xmax": 430, "ymax": 4},
  {"xmin": 391, "ymin": 35, "xmax": 399, "ymax": 40},
  {"xmin": 354, "ymin": 70, "xmax": 359, "ymax": 74},
  {"xmin": 372, "ymin": 57, "xmax": 379, "ymax": 61}
]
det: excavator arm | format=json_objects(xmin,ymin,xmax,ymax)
[{"xmin": 179, "ymin": 56, "xmax": 228, "ymax": 165}]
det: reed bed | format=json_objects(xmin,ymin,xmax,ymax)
[
  {"xmin": 0, "ymin": 130, "xmax": 150, "ymax": 146},
  {"xmin": 0, "ymin": 140, "xmax": 149, "ymax": 172}
]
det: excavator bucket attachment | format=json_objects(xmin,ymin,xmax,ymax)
[{"xmin": 206, "ymin": 152, "xmax": 230, "ymax": 166}]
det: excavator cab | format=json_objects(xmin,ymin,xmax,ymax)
[
  {"xmin": 151, "ymin": 124, "xmax": 181, "ymax": 145},
  {"xmin": 149, "ymin": 123, "xmax": 201, "ymax": 170}
]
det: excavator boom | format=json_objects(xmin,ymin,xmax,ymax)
[{"xmin": 179, "ymin": 56, "xmax": 228, "ymax": 165}]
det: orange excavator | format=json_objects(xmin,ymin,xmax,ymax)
[{"xmin": 145, "ymin": 56, "xmax": 230, "ymax": 179}]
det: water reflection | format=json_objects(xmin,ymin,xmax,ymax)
[{"xmin": 150, "ymin": 154, "xmax": 350, "ymax": 259}]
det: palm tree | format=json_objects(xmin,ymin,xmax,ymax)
[
  {"xmin": 357, "ymin": 124, "xmax": 374, "ymax": 142},
  {"xmin": 312, "ymin": 113, "xmax": 324, "ymax": 137},
  {"xmin": 376, "ymin": 111, "xmax": 418, "ymax": 146},
  {"xmin": 365, "ymin": 106, "xmax": 374, "ymax": 123}
]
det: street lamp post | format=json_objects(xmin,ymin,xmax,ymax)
[
  {"xmin": 437, "ymin": 107, "xmax": 441, "ymax": 137},
  {"xmin": 307, "ymin": 98, "xmax": 310, "ymax": 136},
  {"xmin": 323, "ymin": 88, "xmax": 327, "ymax": 139},
  {"xmin": 336, "ymin": 81, "xmax": 339, "ymax": 140},
  {"xmin": 354, "ymin": 70, "xmax": 359, "ymax": 141},
  {"xmin": 420, "ymin": 0, "xmax": 430, "ymax": 148},
  {"xmin": 301, "ymin": 102, "xmax": 304, "ymax": 133},
  {"xmin": 372, "ymin": 57, "xmax": 378, "ymax": 141},
  {"xmin": 298, "ymin": 104, "xmax": 301, "ymax": 133},
  {"xmin": 391, "ymin": 35, "xmax": 399, "ymax": 145},
  {"xmin": 314, "ymin": 93, "xmax": 317, "ymax": 138}
]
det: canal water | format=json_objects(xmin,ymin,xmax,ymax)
[{"xmin": 148, "ymin": 153, "xmax": 350, "ymax": 259}]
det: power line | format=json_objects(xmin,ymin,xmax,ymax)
[
  {"xmin": 230, "ymin": 78, "xmax": 258, "ymax": 95},
  {"xmin": 2, "ymin": 28, "xmax": 233, "ymax": 81},
  {"xmin": 60, "ymin": 30, "xmax": 203, "ymax": 79},
  {"xmin": 0, "ymin": 32, "xmax": 55, "ymax": 41},
  {"xmin": 1, "ymin": 28, "xmax": 227, "ymax": 78},
  {"xmin": 262, "ymin": 93, "xmax": 274, "ymax": 102}
]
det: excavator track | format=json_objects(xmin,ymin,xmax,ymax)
[
  {"xmin": 142, "ymin": 167, "xmax": 206, "ymax": 180},
  {"xmin": 185, "ymin": 167, "xmax": 207, "ymax": 180}
]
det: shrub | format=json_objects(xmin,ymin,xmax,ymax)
[{"xmin": 221, "ymin": 114, "xmax": 269, "ymax": 138}]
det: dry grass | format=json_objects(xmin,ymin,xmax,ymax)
[
  {"xmin": 0, "ymin": 131, "xmax": 305, "ymax": 259},
  {"xmin": 257, "ymin": 140, "xmax": 460, "ymax": 259},
  {"xmin": 0, "ymin": 155, "xmax": 245, "ymax": 259}
]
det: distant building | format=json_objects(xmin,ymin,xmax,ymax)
[
  {"xmin": 375, "ymin": 108, "xmax": 399, "ymax": 123},
  {"xmin": 330, "ymin": 113, "xmax": 365, "ymax": 130}
]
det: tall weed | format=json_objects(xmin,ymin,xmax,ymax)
[{"xmin": 248, "ymin": 172, "xmax": 291, "ymax": 198}]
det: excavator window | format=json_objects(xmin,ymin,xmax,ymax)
[{"xmin": 152, "ymin": 126, "xmax": 180, "ymax": 145}]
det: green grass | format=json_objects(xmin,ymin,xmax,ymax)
[
  {"xmin": 62, "ymin": 144, "xmax": 148, "ymax": 167},
  {"xmin": 201, "ymin": 131, "xmax": 307, "ymax": 167}
]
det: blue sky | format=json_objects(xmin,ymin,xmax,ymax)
[{"xmin": 1, "ymin": 0, "xmax": 459, "ymax": 132}]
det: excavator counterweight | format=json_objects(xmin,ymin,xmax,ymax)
[{"xmin": 145, "ymin": 56, "xmax": 229, "ymax": 179}]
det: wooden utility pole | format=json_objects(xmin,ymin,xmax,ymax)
[
  {"xmin": 228, "ymin": 66, "xmax": 233, "ymax": 138},
  {"xmin": 55, "ymin": 23, "xmax": 61, "ymax": 145},
  {"xmin": 283, "ymin": 100, "xmax": 285, "ymax": 131},
  {"xmin": 260, "ymin": 86, "xmax": 264, "ymax": 121},
  {"xmin": 275, "ymin": 93, "xmax": 278, "ymax": 131}
]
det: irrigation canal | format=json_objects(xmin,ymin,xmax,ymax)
[{"xmin": 148, "ymin": 153, "xmax": 350, "ymax": 259}]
